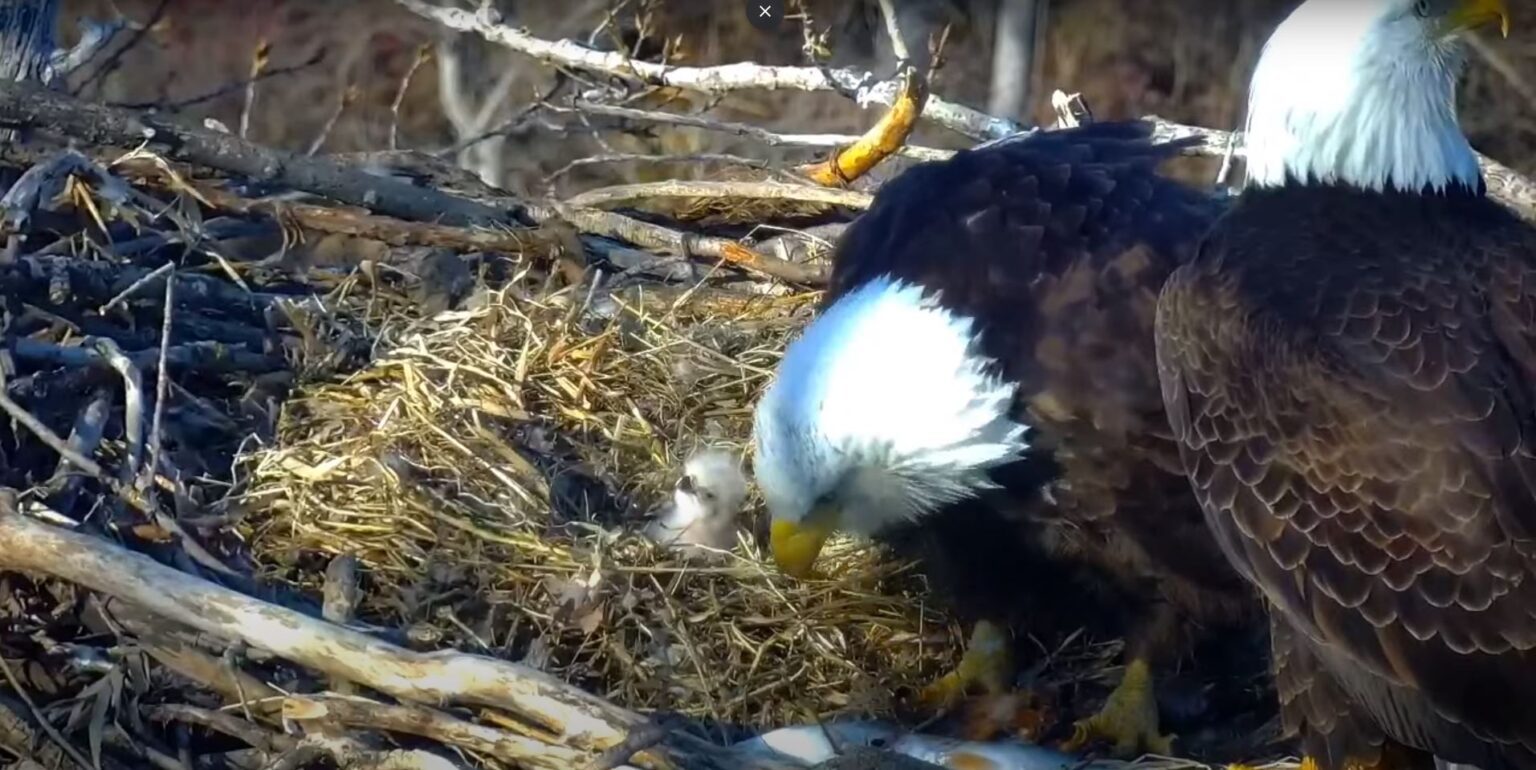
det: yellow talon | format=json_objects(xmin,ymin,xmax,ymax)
[
  {"xmin": 917, "ymin": 620, "xmax": 1015, "ymax": 712},
  {"xmin": 1061, "ymin": 657, "xmax": 1175, "ymax": 758}
]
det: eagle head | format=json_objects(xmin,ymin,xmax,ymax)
[
  {"xmin": 752, "ymin": 276, "xmax": 1028, "ymax": 578},
  {"xmin": 1243, "ymin": 0, "xmax": 1509, "ymax": 194}
]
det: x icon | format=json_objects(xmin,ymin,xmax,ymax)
[{"xmin": 745, "ymin": 0, "xmax": 781, "ymax": 30}]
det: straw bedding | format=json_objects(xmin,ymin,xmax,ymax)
[{"xmin": 235, "ymin": 270, "xmax": 971, "ymax": 732}]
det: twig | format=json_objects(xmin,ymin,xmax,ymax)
[
  {"xmin": 875, "ymin": 0, "xmax": 912, "ymax": 64},
  {"xmin": 394, "ymin": 0, "xmax": 1019, "ymax": 141},
  {"xmin": 90, "ymin": 338, "xmax": 144, "ymax": 485},
  {"xmin": 74, "ymin": 0, "xmax": 172, "ymax": 96},
  {"xmin": 140, "ymin": 263, "xmax": 173, "ymax": 501},
  {"xmin": 389, "ymin": 44, "xmax": 433, "ymax": 151},
  {"xmin": 563, "ymin": 179, "xmax": 873, "ymax": 210},
  {"xmin": 308, "ymin": 83, "xmax": 358, "ymax": 157},
  {"xmin": 567, "ymin": 101, "xmax": 952, "ymax": 162},
  {"xmin": 241, "ymin": 39, "xmax": 270, "ymax": 140},
  {"xmin": 0, "ymin": 653, "xmax": 92, "ymax": 770},
  {"xmin": 110, "ymin": 50, "xmax": 327, "ymax": 112},
  {"xmin": 0, "ymin": 80, "xmax": 521, "ymax": 228},
  {"xmin": 98, "ymin": 260, "xmax": 174, "ymax": 314}
]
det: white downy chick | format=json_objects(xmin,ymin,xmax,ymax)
[{"xmin": 642, "ymin": 448, "xmax": 749, "ymax": 554}]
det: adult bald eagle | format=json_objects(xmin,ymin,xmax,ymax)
[
  {"xmin": 751, "ymin": 121, "xmax": 1259, "ymax": 756},
  {"xmin": 1153, "ymin": 1, "xmax": 1536, "ymax": 769}
]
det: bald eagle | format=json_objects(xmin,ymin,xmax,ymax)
[
  {"xmin": 1153, "ymin": 1, "xmax": 1536, "ymax": 769},
  {"xmin": 751, "ymin": 121, "xmax": 1259, "ymax": 756}
]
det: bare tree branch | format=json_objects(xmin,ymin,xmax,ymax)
[
  {"xmin": 393, "ymin": 0, "xmax": 1020, "ymax": 141},
  {"xmin": 566, "ymin": 101, "xmax": 953, "ymax": 161},
  {"xmin": 563, "ymin": 179, "xmax": 873, "ymax": 211}
]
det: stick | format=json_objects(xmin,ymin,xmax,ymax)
[
  {"xmin": 567, "ymin": 101, "xmax": 952, "ymax": 162},
  {"xmin": 563, "ymin": 179, "xmax": 873, "ymax": 211},
  {"xmin": 0, "ymin": 79, "xmax": 519, "ymax": 228},
  {"xmin": 98, "ymin": 260, "xmax": 174, "ymax": 314},
  {"xmin": 875, "ymin": 0, "xmax": 912, "ymax": 64},
  {"xmin": 139, "ymin": 262, "xmax": 173, "ymax": 499},
  {"xmin": 389, "ymin": 44, "xmax": 432, "ymax": 151},
  {"xmin": 0, "ymin": 654, "xmax": 91, "ymax": 770},
  {"xmin": 90, "ymin": 337, "xmax": 144, "ymax": 486},
  {"xmin": 539, "ymin": 202, "xmax": 825, "ymax": 285}
]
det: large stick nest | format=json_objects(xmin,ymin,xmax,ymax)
[{"xmin": 238, "ymin": 274, "xmax": 965, "ymax": 731}]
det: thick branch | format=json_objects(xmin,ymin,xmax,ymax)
[
  {"xmin": 568, "ymin": 101, "xmax": 952, "ymax": 162},
  {"xmin": 563, "ymin": 180, "xmax": 873, "ymax": 211},
  {"xmin": 0, "ymin": 508, "xmax": 804, "ymax": 770},
  {"xmin": 0, "ymin": 79, "xmax": 520, "ymax": 228}
]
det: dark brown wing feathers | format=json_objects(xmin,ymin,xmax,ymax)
[
  {"xmin": 1157, "ymin": 183, "xmax": 1536, "ymax": 770},
  {"xmin": 830, "ymin": 123, "xmax": 1254, "ymax": 676}
]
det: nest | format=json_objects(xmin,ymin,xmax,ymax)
[{"xmin": 237, "ymin": 275, "xmax": 968, "ymax": 730}]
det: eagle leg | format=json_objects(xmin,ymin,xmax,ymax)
[
  {"xmin": 917, "ymin": 619, "xmax": 1017, "ymax": 712},
  {"xmin": 1063, "ymin": 656, "xmax": 1174, "ymax": 757},
  {"xmin": 1063, "ymin": 602, "xmax": 1180, "ymax": 758}
]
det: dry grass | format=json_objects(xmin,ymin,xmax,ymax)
[
  {"xmin": 38, "ymin": 0, "xmax": 1536, "ymax": 749},
  {"xmin": 235, "ymin": 273, "xmax": 968, "ymax": 730}
]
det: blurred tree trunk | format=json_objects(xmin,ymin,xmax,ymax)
[
  {"xmin": 0, "ymin": 0, "xmax": 56, "ymax": 84},
  {"xmin": 0, "ymin": 0, "xmax": 56, "ymax": 144},
  {"xmin": 988, "ymin": 0, "xmax": 1043, "ymax": 123}
]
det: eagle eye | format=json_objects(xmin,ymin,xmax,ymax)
[{"xmin": 1412, "ymin": 0, "xmax": 1432, "ymax": 17}]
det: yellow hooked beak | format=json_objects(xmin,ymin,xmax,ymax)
[
  {"xmin": 769, "ymin": 505, "xmax": 838, "ymax": 579},
  {"xmin": 1448, "ymin": 0, "xmax": 1510, "ymax": 38}
]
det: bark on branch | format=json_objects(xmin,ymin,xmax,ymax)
[
  {"xmin": 393, "ymin": 0, "xmax": 1019, "ymax": 141},
  {"xmin": 0, "ymin": 79, "xmax": 521, "ymax": 228},
  {"xmin": 0, "ymin": 505, "xmax": 806, "ymax": 770}
]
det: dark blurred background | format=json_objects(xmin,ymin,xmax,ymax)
[{"xmin": 58, "ymin": 0, "xmax": 1536, "ymax": 193}]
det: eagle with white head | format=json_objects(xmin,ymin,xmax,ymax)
[
  {"xmin": 752, "ymin": 119, "xmax": 1258, "ymax": 755},
  {"xmin": 1155, "ymin": 0, "xmax": 1536, "ymax": 769}
]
